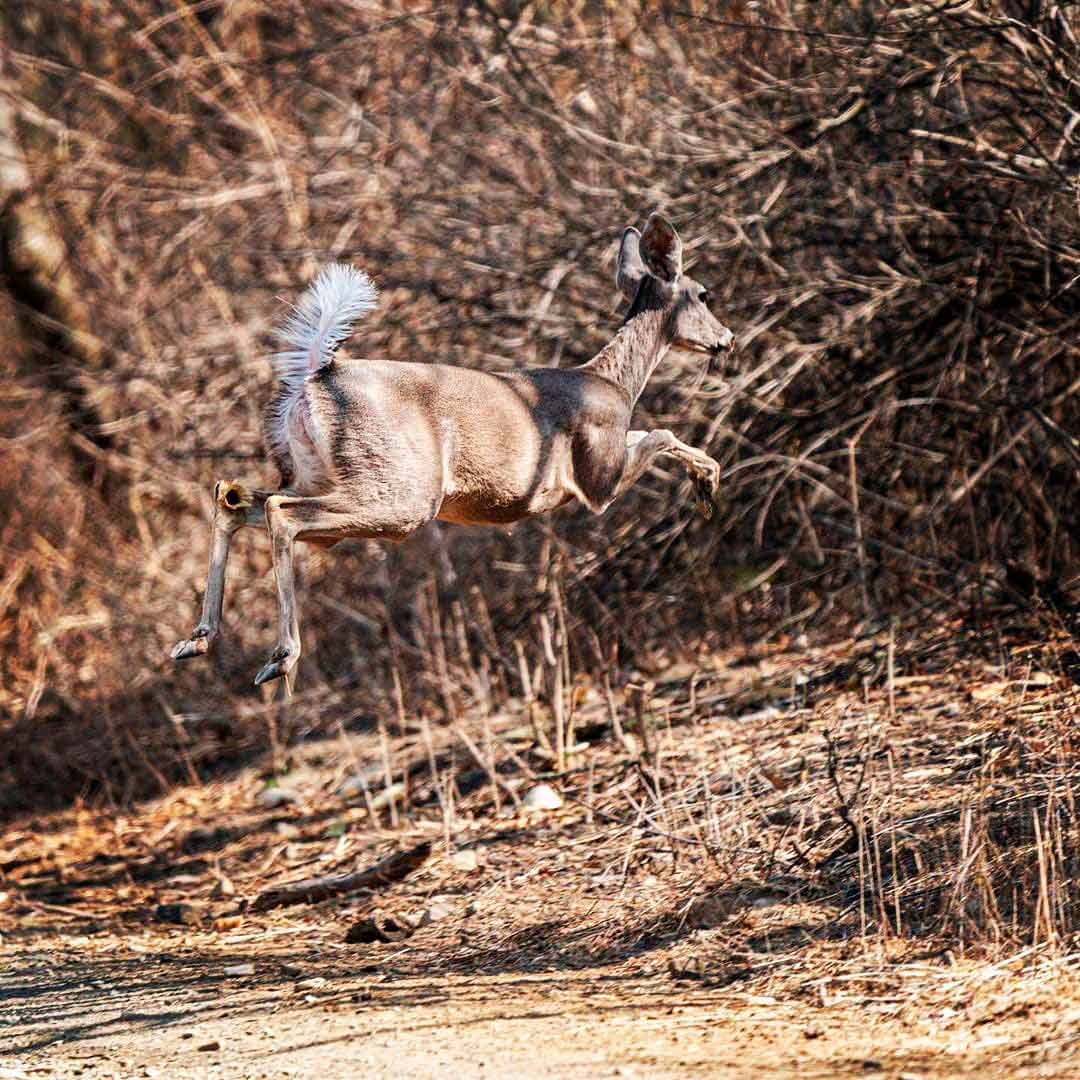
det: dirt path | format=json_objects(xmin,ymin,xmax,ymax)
[{"xmin": 5, "ymin": 926, "xmax": 1080, "ymax": 1079}]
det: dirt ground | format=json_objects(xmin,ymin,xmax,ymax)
[
  {"xmin": 5, "ymin": 633, "xmax": 1080, "ymax": 1078},
  {"xmin": 6, "ymin": 917, "xmax": 1080, "ymax": 1078}
]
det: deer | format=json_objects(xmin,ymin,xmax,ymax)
[{"xmin": 170, "ymin": 213, "xmax": 734, "ymax": 691}]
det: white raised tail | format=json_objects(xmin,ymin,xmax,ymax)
[
  {"xmin": 272, "ymin": 263, "xmax": 378, "ymax": 383},
  {"xmin": 266, "ymin": 264, "xmax": 379, "ymax": 481}
]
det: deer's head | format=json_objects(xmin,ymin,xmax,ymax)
[{"xmin": 615, "ymin": 213, "xmax": 734, "ymax": 359}]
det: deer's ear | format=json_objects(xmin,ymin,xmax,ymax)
[
  {"xmin": 615, "ymin": 227, "xmax": 647, "ymax": 300},
  {"xmin": 639, "ymin": 213, "xmax": 682, "ymax": 281}
]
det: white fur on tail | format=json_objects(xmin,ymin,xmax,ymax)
[
  {"xmin": 266, "ymin": 264, "xmax": 378, "ymax": 482},
  {"xmin": 272, "ymin": 263, "xmax": 378, "ymax": 391}
]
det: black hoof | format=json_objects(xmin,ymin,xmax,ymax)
[
  {"xmin": 254, "ymin": 648, "xmax": 297, "ymax": 686},
  {"xmin": 170, "ymin": 627, "xmax": 213, "ymax": 661}
]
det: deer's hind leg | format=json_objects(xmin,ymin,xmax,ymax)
[
  {"xmin": 253, "ymin": 492, "xmax": 431, "ymax": 687},
  {"xmin": 171, "ymin": 481, "xmax": 271, "ymax": 661}
]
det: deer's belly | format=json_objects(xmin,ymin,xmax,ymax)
[
  {"xmin": 437, "ymin": 430, "xmax": 577, "ymax": 525},
  {"xmin": 436, "ymin": 487, "xmax": 573, "ymax": 526}
]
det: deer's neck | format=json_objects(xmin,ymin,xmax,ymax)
[{"xmin": 584, "ymin": 308, "xmax": 669, "ymax": 407}]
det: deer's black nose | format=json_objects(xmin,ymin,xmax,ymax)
[{"xmin": 709, "ymin": 336, "xmax": 739, "ymax": 376}]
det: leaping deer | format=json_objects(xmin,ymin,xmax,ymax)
[{"xmin": 170, "ymin": 213, "xmax": 734, "ymax": 689}]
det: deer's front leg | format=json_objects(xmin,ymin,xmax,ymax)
[
  {"xmin": 609, "ymin": 430, "xmax": 720, "ymax": 514},
  {"xmin": 170, "ymin": 481, "xmax": 269, "ymax": 661},
  {"xmin": 662, "ymin": 436, "xmax": 723, "ymax": 516}
]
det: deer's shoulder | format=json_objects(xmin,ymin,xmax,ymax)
[{"xmin": 506, "ymin": 367, "xmax": 630, "ymax": 425}]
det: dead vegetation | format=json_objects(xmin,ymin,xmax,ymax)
[{"xmin": 5, "ymin": 622, "xmax": 1080, "ymax": 963}]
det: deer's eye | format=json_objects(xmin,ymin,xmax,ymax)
[{"xmin": 698, "ymin": 289, "xmax": 709, "ymax": 304}]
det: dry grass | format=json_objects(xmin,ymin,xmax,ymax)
[{"xmin": 6, "ymin": 620, "xmax": 1080, "ymax": 963}]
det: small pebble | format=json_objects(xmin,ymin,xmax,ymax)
[
  {"xmin": 371, "ymin": 782, "xmax": 406, "ymax": 810},
  {"xmin": 450, "ymin": 849, "xmax": 479, "ymax": 872},
  {"xmin": 337, "ymin": 768, "xmax": 382, "ymax": 798},
  {"xmin": 154, "ymin": 903, "xmax": 200, "ymax": 926},
  {"xmin": 521, "ymin": 784, "xmax": 563, "ymax": 811},
  {"xmin": 256, "ymin": 786, "xmax": 298, "ymax": 808},
  {"xmin": 423, "ymin": 896, "xmax": 456, "ymax": 923},
  {"xmin": 211, "ymin": 875, "xmax": 235, "ymax": 898},
  {"xmin": 345, "ymin": 914, "xmax": 413, "ymax": 944}
]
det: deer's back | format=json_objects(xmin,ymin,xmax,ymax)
[{"xmin": 287, "ymin": 359, "xmax": 630, "ymax": 524}]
